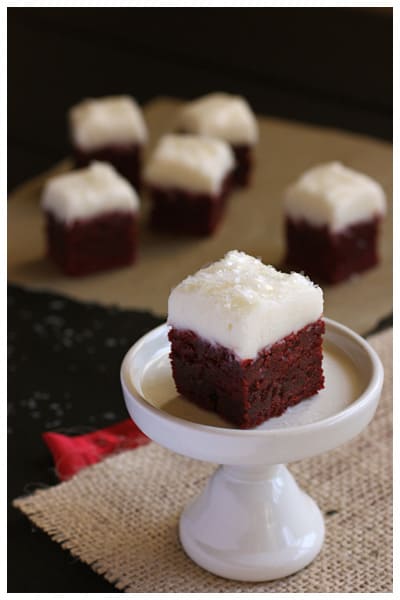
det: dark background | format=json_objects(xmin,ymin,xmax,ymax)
[
  {"xmin": 8, "ymin": 7, "xmax": 393, "ymax": 593},
  {"xmin": 8, "ymin": 7, "xmax": 392, "ymax": 192}
]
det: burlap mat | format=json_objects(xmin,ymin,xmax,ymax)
[{"xmin": 13, "ymin": 329, "xmax": 392, "ymax": 593}]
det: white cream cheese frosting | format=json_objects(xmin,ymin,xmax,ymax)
[
  {"xmin": 284, "ymin": 162, "xmax": 386, "ymax": 232},
  {"xmin": 176, "ymin": 92, "xmax": 258, "ymax": 145},
  {"xmin": 42, "ymin": 162, "xmax": 139, "ymax": 223},
  {"xmin": 168, "ymin": 250, "xmax": 323, "ymax": 360},
  {"xmin": 69, "ymin": 95, "xmax": 148, "ymax": 151},
  {"xmin": 144, "ymin": 134, "xmax": 235, "ymax": 195}
]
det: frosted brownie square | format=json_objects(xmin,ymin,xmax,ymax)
[
  {"xmin": 145, "ymin": 134, "xmax": 234, "ymax": 236},
  {"xmin": 175, "ymin": 93, "xmax": 258, "ymax": 186},
  {"xmin": 284, "ymin": 162, "xmax": 386, "ymax": 284},
  {"xmin": 41, "ymin": 162, "xmax": 139, "ymax": 276},
  {"xmin": 168, "ymin": 250, "xmax": 324, "ymax": 428},
  {"xmin": 69, "ymin": 95, "xmax": 147, "ymax": 189}
]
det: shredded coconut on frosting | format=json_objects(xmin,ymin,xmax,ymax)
[{"xmin": 168, "ymin": 250, "xmax": 323, "ymax": 359}]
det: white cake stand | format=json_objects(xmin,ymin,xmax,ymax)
[{"xmin": 121, "ymin": 319, "xmax": 383, "ymax": 582}]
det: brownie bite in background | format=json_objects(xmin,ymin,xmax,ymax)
[
  {"xmin": 41, "ymin": 162, "xmax": 140, "ymax": 276},
  {"xmin": 284, "ymin": 162, "xmax": 386, "ymax": 284},
  {"xmin": 69, "ymin": 95, "xmax": 148, "ymax": 189},
  {"xmin": 175, "ymin": 93, "xmax": 258, "ymax": 186},
  {"xmin": 168, "ymin": 250, "xmax": 324, "ymax": 429},
  {"xmin": 145, "ymin": 134, "xmax": 234, "ymax": 236}
]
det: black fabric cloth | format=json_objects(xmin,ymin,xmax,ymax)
[{"xmin": 8, "ymin": 285, "xmax": 163, "ymax": 592}]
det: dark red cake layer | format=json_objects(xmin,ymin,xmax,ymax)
[
  {"xmin": 148, "ymin": 173, "xmax": 233, "ymax": 236},
  {"xmin": 285, "ymin": 217, "xmax": 381, "ymax": 284},
  {"xmin": 232, "ymin": 144, "xmax": 253, "ymax": 187},
  {"xmin": 169, "ymin": 319, "xmax": 325, "ymax": 429},
  {"xmin": 73, "ymin": 143, "xmax": 143, "ymax": 190},
  {"xmin": 45, "ymin": 210, "xmax": 138, "ymax": 276}
]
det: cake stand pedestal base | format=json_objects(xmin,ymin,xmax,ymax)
[{"xmin": 179, "ymin": 463, "xmax": 324, "ymax": 582}]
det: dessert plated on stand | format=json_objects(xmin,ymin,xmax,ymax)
[
  {"xmin": 168, "ymin": 250, "xmax": 324, "ymax": 428},
  {"xmin": 175, "ymin": 92, "xmax": 258, "ymax": 186},
  {"xmin": 41, "ymin": 162, "xmax": 140, "ymax": 276},
  {"xmin": 144, "ymin": 134, "xmax": 235, "ymax": 236},
  {"xmin": 121, "ymin": 250, "xmax": 384, "ymax": 582},
  {"xmin": 284, "ymin": 161, "xmax": 386, "ymax": 284},
  {"xmin": 69, "ymin": 95, "xmax": 148, "ymax": 189}
]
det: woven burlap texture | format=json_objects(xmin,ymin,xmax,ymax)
[{"xmin": 13, "ymin": 329, "xmax": 392, "ymax": 593}]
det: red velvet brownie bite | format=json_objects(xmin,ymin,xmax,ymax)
[
  {"xmin": 69, "ymin": 95, "xmax": 148, "ymax": 189},
  {"xmin": 41, "ymin": 162, "xmax": 140, "ymax": 276},
  {"xmin": 175, "ymin": 93, "xmax": 258, "ymax": 186},
  {"xmin": 145, "ymin": 134, "xmax": 234, "ymax": 236},
  {"xmin": 168, "ymin": 250, "xmax": 324, "ymax": 429},
  {"xmin": 284, "ymin": 162, "xmax": 386, "ymax": 284}
]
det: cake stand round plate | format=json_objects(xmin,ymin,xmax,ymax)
[{"xmin": 121, "ymin": 319, "xmax": 383, "ymax": 582}]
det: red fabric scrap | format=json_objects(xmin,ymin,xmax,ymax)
[{"xmin": 42, "ymin": 419, "xmax": 150, "ymax": 481}]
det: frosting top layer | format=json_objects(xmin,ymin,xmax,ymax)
[
  {"xmin": 168, "ymin": 250, "xmax": 323, "ymax": 359},
  {"xmin": 284, "ymin": 161, "xmax": 386, "ymax": 231},
  {"xmin": 69, "ymin": 95, "xmax": 148, "ymax": 150},
  {"xmin": 42, "ymin": 162, "xmax": 139, "ymax": 223},
  {"xmin": 144, "ymin": 134, "xmax": 234, "ymax": 194},
  {"xmin": 177, "ymin": 93, "xmax": 258, "ymax": 145},
  {"xmin": 176, "ymin": 93, "xmax": 258, "ymax": 145}
]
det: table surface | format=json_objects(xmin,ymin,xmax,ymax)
[{"xmin": 7, "ymin": 7, "xmax": 392, "ymax": 593}]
